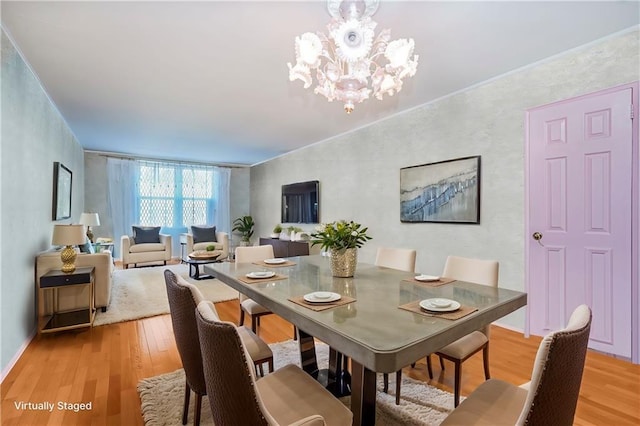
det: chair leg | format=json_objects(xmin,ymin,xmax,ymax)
[
  {"xmin": 293, "ymin": 325, "xmax": 298, "ymax": 340},
  {"xmin": 454, "ymin": 361, "xmax": 461, "ymax": 407},
  {"xmin": 268, "ymin": 357, "xmax": 274, "ymax": 374},
  {"xmin": 426, "ymin": 355, "xmax": 433, "ymax": 379},
  {"xmin": 439, "ymin": 354, "xmax": 445, "ymax": 370},
  {"xmin": 182, "ymin": 381, "xmax": 191, "ymax": 425},
  {"xmin": 383, "ymin": 373, "xmax": 389, "ymax": 393},
  {"xmin": 395, "ymin": 370, "xmax": 401, "ymax": 405},
  {"xmin": 482, "ymin": 344, "xmax": 491, "ymax": 380},
  {"xmin": 194, "ymin": 393, "xmax": 202, "ymax": 426},
  {"xmin": 251, "ymin": 315, "xmax": 258, "ymax": 334},
  {"xmin": 238, "ymin": 308, "xmax": 245, "ymax": 327}
]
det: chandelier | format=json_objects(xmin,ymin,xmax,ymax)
[{"xmin": 287, "ymin": 0, "xmax": 419, "ymax": 114}]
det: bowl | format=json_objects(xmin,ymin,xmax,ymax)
[{"xmin": 430, "ymin": 298, "xmax": 452, "ymax": 308}]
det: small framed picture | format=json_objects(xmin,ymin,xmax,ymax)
[{"xmin": 53, "ymin": 162, "xmax": 72, "ymax": 220}]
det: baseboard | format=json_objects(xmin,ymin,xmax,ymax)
[{"xmin": 1, "ymin": 328, "xmax": 36, "ymax": 384}]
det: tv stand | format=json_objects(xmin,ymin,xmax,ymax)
[{"xmin": 259, "ymin": 238, "xmax": 310, "ymax": 258}]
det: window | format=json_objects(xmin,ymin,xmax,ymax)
[{"xmin": 137, "ymin": 161, "xmax": 215, "ymax": 228}]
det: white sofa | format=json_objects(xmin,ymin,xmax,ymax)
[
  {"xmin": 36, "ymin": 250, "xmax": 113, "ymax": 312},
  {"xmin": 121, "ymin": 233, "xmax": 172, "ymax": 269},
  {"xmin": 180, "ymin": 230, "xmax": 229, "ymax": 261}
]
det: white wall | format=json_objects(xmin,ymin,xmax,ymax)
[
  {"xmin": 1, "ymin": 30, "xmax": 85, "ymax": 377},
  {"xmin": 250, "ymin": 29, "xmax": 640, "ymax": 331}
]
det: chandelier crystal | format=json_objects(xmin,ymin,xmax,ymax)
[{"xmin": 288, "ymin": 0, "xmax": 419, "ymax": 114}]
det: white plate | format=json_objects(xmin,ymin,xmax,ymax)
[
  {"xmin": 415, "ymin": 274, "xmax": 440, "ymax": 282},
  {"xmin": 419, "ymin": 298, "xmax": 461, "ymax": 312},
  {"xmin": 264, "ymin": 258, "xmax": 287, "ymax": 264},
  {"xmin": 246, "ymin": 271, "xmax": 276, "ymax": 279},
  {"xmin": 303, "ymin": 292, "xmax": 341, "ymax": 303}
]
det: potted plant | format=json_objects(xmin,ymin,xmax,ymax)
[
  {"xmin": 233, "ymin": 215, "xmax": 255, "ymax": 246},
  {"xmin": 287, "ymin": 226, "xmax": 303, "ymax": 240},
  {"xmin": 271, "ymin": 224, "xmax": 282, "ymax": 239},
  {"xmin": 310, "ymin": 220, "xmax": 372, "ymax": 277}
]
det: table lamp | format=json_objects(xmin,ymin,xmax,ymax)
[
  {"xmin": 79, "ymin": 213, "xmax": 100, "ymax": 243},
  {"xmin": 52, "ymin": 224, "xmax": 86, "ymax": 273}
]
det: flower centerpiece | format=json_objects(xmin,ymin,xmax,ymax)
[{"xmin": 311, "ymin": 220, "xmax": 372, "ymax": 277}]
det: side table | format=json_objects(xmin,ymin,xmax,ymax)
[{"xmin": 39, "ymin": 267, "xmax": 95, "ymax": 333}]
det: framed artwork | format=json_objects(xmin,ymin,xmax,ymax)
[
  {"xmin": 53, "ymin": 162, "xmax": 72, "ymax": 220},
  {"xmin": 400, "ymin": 156, "xmax": 481, "ymax": 224}
]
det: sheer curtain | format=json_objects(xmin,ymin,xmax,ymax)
[
  {"xmin": 107, "ymin": 157, "xmax": 139, "ymax": 258},
  {"xmin": 213, "ymin": 167, "xmax": 231, "ymax": 235},
  {"xmin": 106, "ymin": 157, "xmax": 232, "ymax": 258}
]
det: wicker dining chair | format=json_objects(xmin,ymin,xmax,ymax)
[
  {"xmin": 195, "ymin": 299, "xmax": 353, "ymax": 425},
  {"xmin": 164, "ymin": 269, "xmax": 273, "ymax": 426},
  {"xmin": 441, "ymin": 304, "xmax": 592, "ymax": 425}
]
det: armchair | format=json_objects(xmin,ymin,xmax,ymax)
[
  {"xmin": 180, "ymin": 226, "xmax": 228, "ymax": 261},
  {"xmin": 121, "ymin": 226, "xmax": 172, "ymax": 269}
]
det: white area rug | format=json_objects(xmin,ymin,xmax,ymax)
[
  {"xmin": 94, "ymin": 264, "xmax": 238, "ymax": 326},
  {"xmin": 138, "ymin": 340, "xmax": 455, "ymax": 425}
]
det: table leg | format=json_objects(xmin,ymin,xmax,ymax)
[
  {"xmin": 351, "ymin": 359, "xmax": 376, "ymax": 426},
  {"xmin": 297, "ymin": 329, "xmax": 350, "ymax": 397},
  {"xmin": 189, "ymin": 263, "xmax": 200, "ymax": 279}
]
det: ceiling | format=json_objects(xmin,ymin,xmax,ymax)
[{"xmin": 2, "ymin": 1, "xmax": 638, "ymax": 166}]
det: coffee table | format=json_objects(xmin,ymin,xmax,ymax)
[{"xmin": 184, "ymin": 252, "xmax": 222, "ymax": 280}]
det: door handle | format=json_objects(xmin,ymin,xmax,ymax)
[{"xmin": 532, "ymin": 232, "xmax": 544, "ymax": 247}]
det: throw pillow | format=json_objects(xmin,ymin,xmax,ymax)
[
  {"xmin": 192, "ymin": 225, "xmax": 217, "ymax": 243},
  {"xmin": 132, "ymin": 226, "xmax": 161, "ymax": 244}
]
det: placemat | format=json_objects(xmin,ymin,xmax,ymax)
[
  {"xmin": 252, "ymin": 260, "xmax": 297, "ymax": 268},
  {"xmin": 402, "ymin": 277, "xmax": 456, "ymax": 287},
  {"xmin": 288, "ymin": 295, "xmax": 356, "ymax": 312},
  {"xmin": 398, "ymin": 300, "xmax": 478, "ymax": 320},
  {"xmin": 237, "ymin": 274, "xmax": 289, "ymax": 284}
]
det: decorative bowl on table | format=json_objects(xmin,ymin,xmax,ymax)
[{"xmin": 189, "ymin": 250, "xmax": 222, "ymax": 260}]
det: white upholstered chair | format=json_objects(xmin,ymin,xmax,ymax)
[
  {"xmin": 235, "ymin": 245, "xmax": 276, "ymax": 334},
  {"xmin": 375, "ymin": 247, "xmax": 417, "ymax": 405},
  {"xmin": 121, "ymin": 226, "xmax": 172, "ymax": 269},
  {"xmin": 375, "ymin": 246, "xmax": 417, "ymax": 273},
  {"xmin": 441, "ymin": 304, "xmax": 592, "ymax": 425},
  {"xmin": 180, "ymin": 226, "xmax": 229, "ymax": 261},
  {"xmin": 195, "ymin": 300, "xmax": 353, "ymax": 426},
  {"xmin": 429, "ymin": 255, "xmax": 500, "ymax": 407}
]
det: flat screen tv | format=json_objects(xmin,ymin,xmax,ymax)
[{"xmin": 281, "ymin": 180, "xmax": 319, "ymax": 224}]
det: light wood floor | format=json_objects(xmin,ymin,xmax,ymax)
[{"xmin": 2, "ymin": 270, "xmax": 639, "ymax": 425}]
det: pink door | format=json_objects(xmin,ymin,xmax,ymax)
[{"xmin": 527, "ymin": 85, "xmax": 635, "ymax": 358}]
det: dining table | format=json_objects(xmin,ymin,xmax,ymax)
[{"xmin": 204, "ymin": 255, "xmax": 527, "ymax": 426}]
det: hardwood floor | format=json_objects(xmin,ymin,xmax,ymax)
[{"xmin": 2, "ymin": 284, "xmax": 639, "ymax": 425}]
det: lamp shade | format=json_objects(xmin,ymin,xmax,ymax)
[
  {"xmin": 52, "ymin": 224, "xmax": 86, "ymax": 246},
  {"xmin": 79, "ymin": 212, "xmax": 100, "ymax": 227}
]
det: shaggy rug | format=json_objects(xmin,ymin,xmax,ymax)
[
  {"xmin": 138, "ymin": 340, "xmax": 456, "ymax": 425},
  {"xmin": 94, "ymin": 264, "xmax": 238, "ymax": 326}
]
